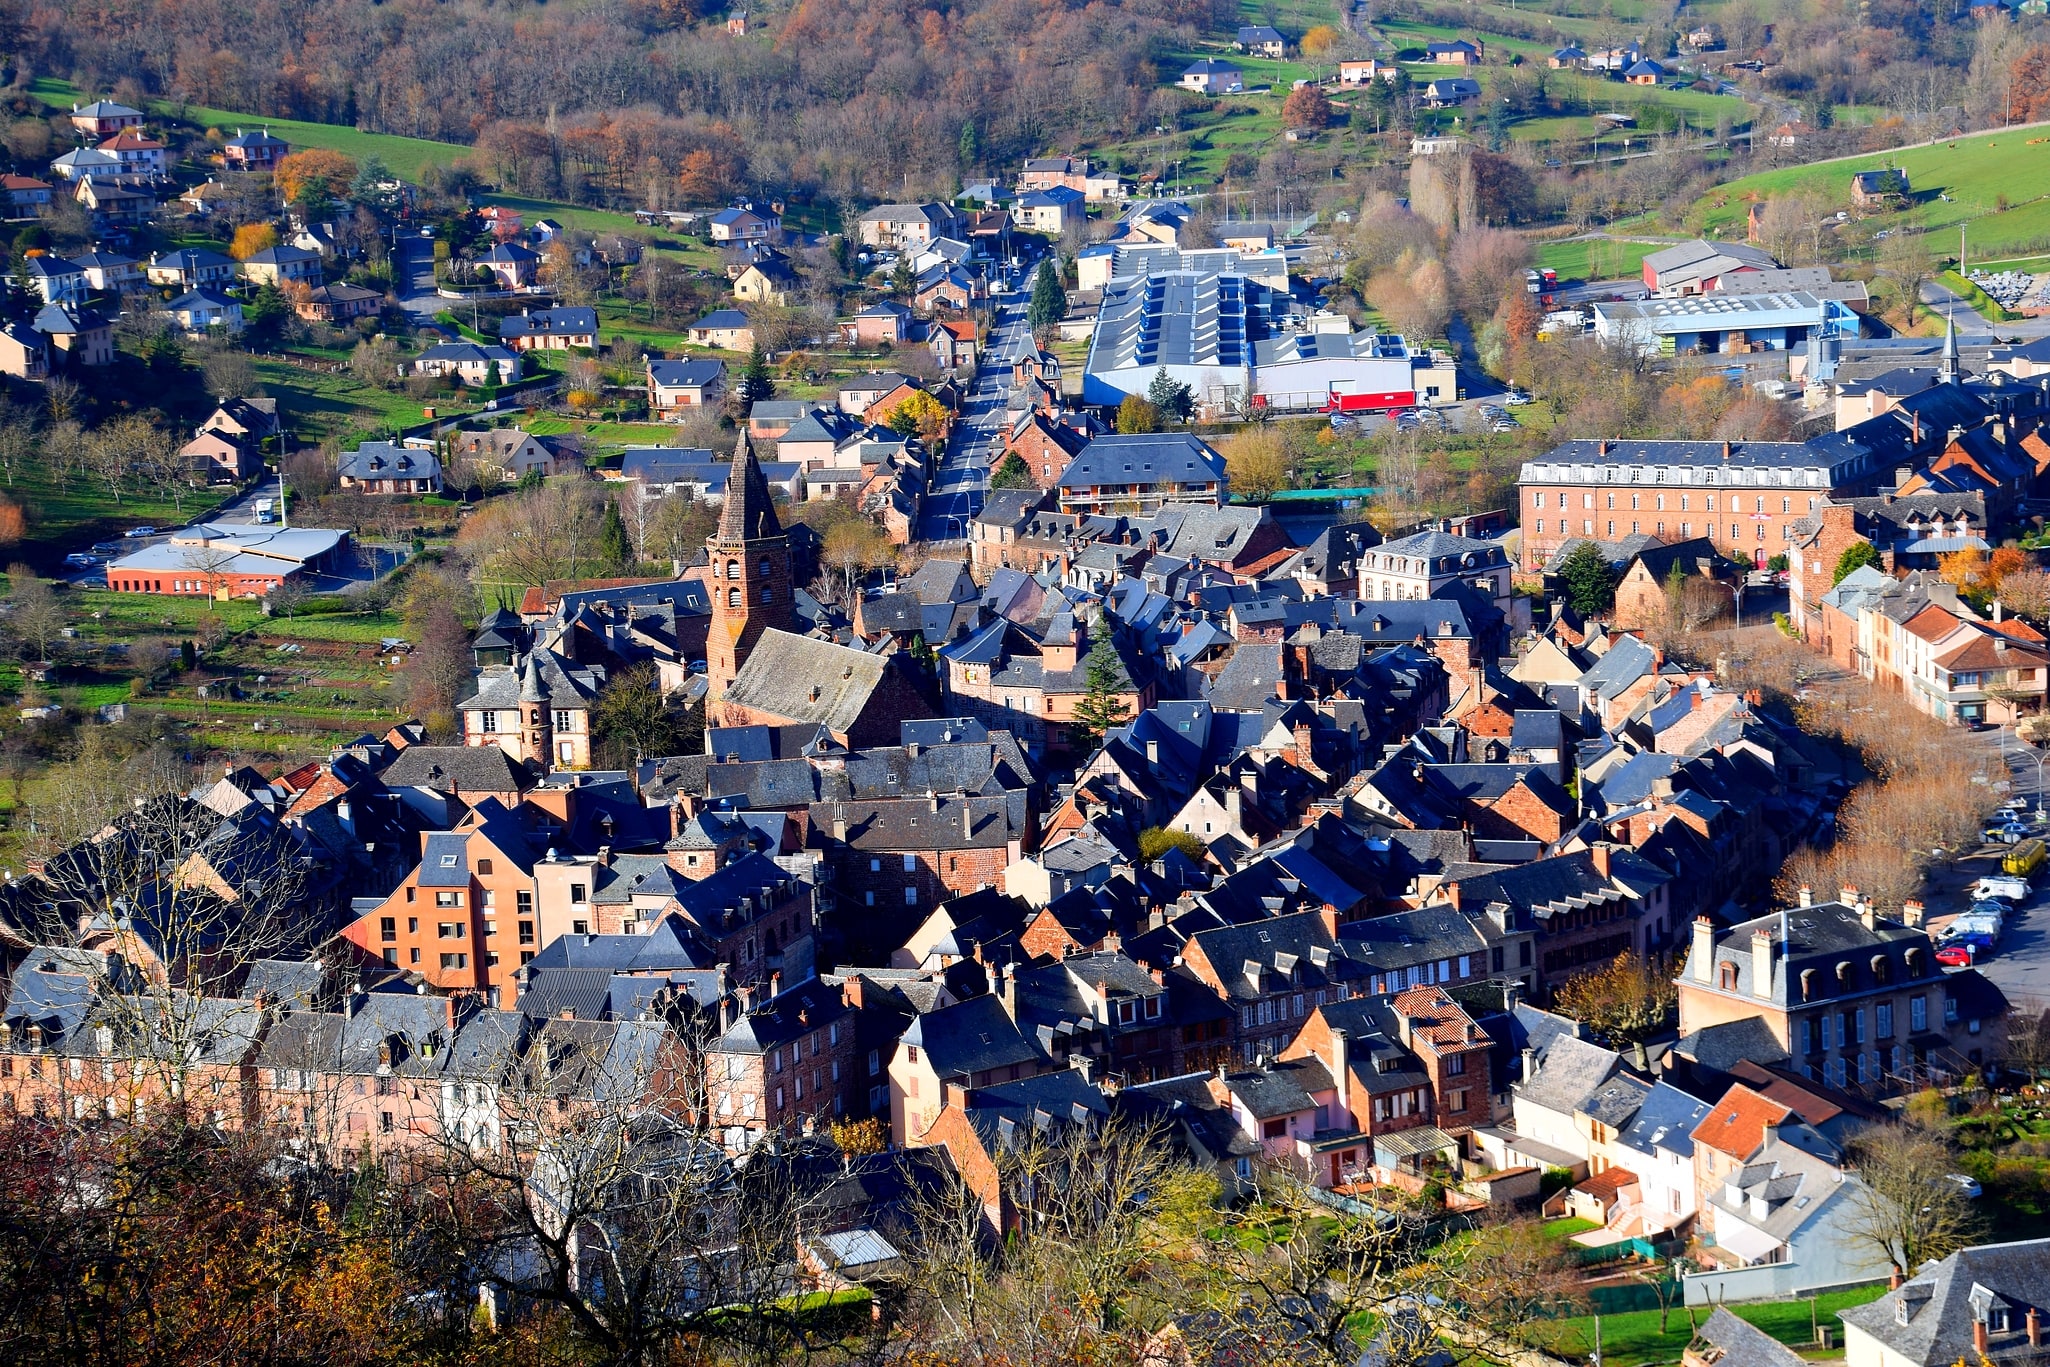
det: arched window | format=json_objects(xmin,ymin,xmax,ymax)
[
  {"xmin": 725, "ymin": 560, "xmax": 739, "ymax": 579},
  {"xmin": 727, "ymin": 587, "xmax": 741, "ymax": 607},
  {"xmin": 759, "ymin": 559, "xmax": 772, "ymax": 576},
  {"xmin": 760, "ymin": 586, "xmax": 774, "ymax": 603}
]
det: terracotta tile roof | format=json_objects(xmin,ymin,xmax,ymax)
[
  {"xmin": 1936, "ymin": 631, "xmax": 2049, "ymax": 672},
  {"xmin": 1390, "ymin": 985, "xmax": 1488, "ymax": 1051},
  {"xmin": 1900, "ymin": 603, "xmax": 1963, "ymax": 643},
  {"xmin": 1690, "ymin": 1083, "xmax": 1791, "ymax": 1160},
  {"xmin": 1573, "ymin": 1166, "xmax": 1639, "ymax": 1200}
]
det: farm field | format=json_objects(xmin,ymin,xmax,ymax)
[{"xmin": 1692, "ymin": 131, "xmax": 2050, "ymax": 257}]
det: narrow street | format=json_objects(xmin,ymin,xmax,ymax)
[{"xmin": 919, "ymin": 298, "xmax": 1029, "ymax": 542}]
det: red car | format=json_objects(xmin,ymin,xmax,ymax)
[{"xmin": 1935, "ymin": 944, "xmax": 1975, "ymax": 967}]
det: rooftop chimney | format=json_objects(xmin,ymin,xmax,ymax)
[
  {"xmin": 1693, "ymin": 916, "xmax": 1716, "ymax": 982},
  {"xmin": 1840, "ymin": 884, "xmax": 1859, "ymax": 907},
  {"xmin": 1751, "ymin": 926, "xmax": 1775, "ymax": 999},
  {"xmin": 1904, "ymin": 900, "xmax": 1926, "ymax": 929},
  {"xmin": 1976, "ymin": 1321, "xmax": 1990, "ymax": 1356},
  {"xmin": 1330, "ymin": 1027, "xmax": 1350, "ymax": 1119},
  {"xmin": 1798, "ymin": 885, "xmax": 1812, "ymax": 908}
]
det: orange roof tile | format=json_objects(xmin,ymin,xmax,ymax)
[
  {"xmin": 1690, "ymin": 1083, "xmax": 1791, "ymax": 1160},
  {"xmin": 1936, "ymin": 631, "xmax": 2049, "ymax": 672},
  {"xmin": 1900, "ymin": 603, "xmax": 1963, "ymax": 644},
  {"xmin": 1390, "ymin": 985, "xmax": 1488, "ymax": 1051}
]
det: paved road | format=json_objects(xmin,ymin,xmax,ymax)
[{"xmin": 918, "ymin": 299, "xmax": 1030, "ymax": 541}]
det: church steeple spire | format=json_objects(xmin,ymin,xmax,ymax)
[
  {"xmin": 1941, "ymin": 312, "xmax": 1960, "ymax": 385},
  {"xmin": 716, "ymin": 429, "xmax": 783, "ymax": 542},
  {"xmin": 705, "ymin": 426, "xmax": 793, "ymax": 706}
]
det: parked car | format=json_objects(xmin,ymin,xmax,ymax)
[
  {"xmin": 1976, "ymin": 876, "xmax": 2032, "ymax": 900},
  {"xmin": 1491, "ymin": 419, "xmax": 1520, "ymax": 433},
  {"xmin": 1984, "ymin": 823, "xmax": 2028, "ymax": 844},
  {"xmin": 1503, "ymin": 390, "xmax": 1533, "ymax": 406},
  {"xmin": 123, "ymin": 526, "xmax": 157, "ymax": 539},
  {"xmin": 91, "ymin": 541, "xmax": 122, "ymax": 556},
  {"xmin": 1935, "ymin": 943, "xmax": 1976, "ymax": 967},
  {"xmin": 1946, "ymin": 1173, "xmax": 1984, "ymax": 1198},
  {"xmin": 62, "ymin": 553, "xmax": 96, "ymax": 568}
]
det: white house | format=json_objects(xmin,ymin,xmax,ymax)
[
  {"xmin": 1609, "ymin": 1080, "xmax": 1711, "ymax": 1228},
  {"xmin": 1683, "ymin": 1129, "xmax": 1889, "ymax": 1305}
]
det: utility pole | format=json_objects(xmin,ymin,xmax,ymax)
[{"xmin": 1962, "ymin": 223, "xmax": 1968, "ymax": 278}]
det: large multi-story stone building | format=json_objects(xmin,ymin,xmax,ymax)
[
  {"xmin": 1676, "ymin": 889, "xmax": 2008, "ymax": 1091},
  {"xmin": 1517, "ymin": 438, "xmax": 1882, "ymax": 574},
  {"xmin": 1516, "ymin": 375, "xmax": 2003, "ymax": 575}
]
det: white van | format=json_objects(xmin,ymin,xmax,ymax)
[{"xmin": 1976, "ymin": 876, "xmax": 2032, "ymax": 902}]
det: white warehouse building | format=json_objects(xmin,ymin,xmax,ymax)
[
  {"xmin": 1083, "ymin": 266, "xmax": 1459, "ymax": 417},
  {"xmin": 1082, "ymin": 269, "xmax": 1273, "ymax": 413}
]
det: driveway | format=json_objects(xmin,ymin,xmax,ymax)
[
  {"xmin": 394, "ymin": 235, "xmax": 446, "ymax": 324},
  {"xmin": 918, "ymin": 299, "xmax": 1031, "ymax": 542}
]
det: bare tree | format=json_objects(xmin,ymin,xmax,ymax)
[
  {"xmin": 6, "ymin": 564, "xmax": 66, "ymax": 662},
  {"xmin": 2004, "ymin": 997, "xmax": 2050, "ymax": 1082},
  {"xmin": 415, "ymin": 1015, "xmax": 846, "ymax": 1367},
  {"xmin": 1844, "ymin": 1123, "xmax": 1984, "ymax": 1278},
  {"xmin": 16, "ymin": 737, "xmax": 317, "ymax": 1102},
  {"xmin": 179, "ymin": 541, "xmax": 241, "ymax": 601}
]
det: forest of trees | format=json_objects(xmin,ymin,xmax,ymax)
[{"xmin": 29, "ymin": 0, "xmax": 1235, "ymax": 206}]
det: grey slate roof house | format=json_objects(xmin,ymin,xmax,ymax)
[{"xmin": 1839, "ymin": 1239, "xmax": 2050, "ymax": 1367}]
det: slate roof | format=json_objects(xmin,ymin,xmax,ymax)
[
  {"xmin": 648, "ymin": 358, "xmax": 726, "ymax": 388},
  {"xmin": 1616, "ymin": 1080, "xmax": 1712, "ymax": 1160},
  {"xmin": 1839, "ymin": 1239, "xmax": 2050, "ymax": 1366},
  {"xmin": 1690, "ymin": 1309, "xmax": 1810, "ymax": 1367},
  {"xmin": 339, "ymin": 440, "xmax": 441, "ymax": 483},
  {"xmin": 901, "ymin": 992, "xmax": 1044, "ymax": 1078},
  {"xmin": 1516, "ymin": 1034, "xmax": 1633, "ymax": 1118},
  {"xmin": 717, "ymin": 976, "xmax": 853, "ymax": 1054},
  {"xmin": 379, "ymin": 744, "xmax": 530, "ymax": 794},
  {"xmin": 722, "ymin": 629, "xmax": 895, "ymax": 733},
  {"xmin": 1057, "ymin": 433, "xmax": 1227, "ymax": 492},
  {"xmin": 500, "ymin": 306, "xmax": 598, "ymax": 340}
]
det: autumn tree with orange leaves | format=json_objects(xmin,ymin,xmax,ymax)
[{"xmin": 274, "ymin": 149, "xmax": 360, "ymax": 206}]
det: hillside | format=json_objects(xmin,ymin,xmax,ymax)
[{"xmin": 1691, "ymin": 128, "xmax": 2050, "ymax": 260}]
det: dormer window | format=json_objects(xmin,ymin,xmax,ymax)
[{"xmin": 1719, "ymin": 960, "xmax": 1738, "ymax": 990}]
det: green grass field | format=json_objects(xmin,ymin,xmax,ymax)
[
  {"xmin": 1693, "ymin": 130, "xmax": 2050, "ymax": 256},
  {"xmin": 251, "ymin": 359, "xmax": 463, "ymax": 445},
  {"xmin": 1525, "ymin": 1285, "xmax": 1888, "ymax": 1367},
  {"xmin": 1535, "ymin": 237, "xmax": 1659, "ymax": 281},
  {"xmin": 3, "ymin": 467, "xmax": 233, "ymax": 560}
]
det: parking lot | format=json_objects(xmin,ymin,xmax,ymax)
[
  {"xmin": 1328, "ymin": 390, "xmax": 1531, "ymax": 440},
  {"xmin": 1922, "ymin": 743, "xmax": 2050, "ymax": 1003}
]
